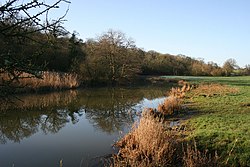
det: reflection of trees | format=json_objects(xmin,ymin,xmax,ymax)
[
  {"xmin": 0, "ymin": 111, "xmax": 40, "ymax": 144},
  {"xmin": 85, "ymin": 108, "xmax": 134, "ymax": 134},
  {"xmin": 78, "ymin": 87, "xmax": 168, "ymax": 134},
  {"xmin": 0, "ymin": 109, "xmax": 73, "ymax": 144},
  {"xmin": 79, "ymin": 88, "xmax": 140, "ymax": 133},
  {"xmin": 78, "ymin": 86, "xmax": 168, "ymax": 110},
  {"xmin": 0, "ymin": 90, "xmax": 80, "ymax": 143},
  {"xmin": 137, "ymin": 86, "xmax": 171, "ymax": 100},
  {"xmin": 40, "ymin": 110, "xmax": 69, "ymax": 134},
  {"xmin": 0, "ymin": 86, "xmax": 169, "ymax": 143},
  {"xmin": 1, "ymin": 90, "xmax": 78, "ymax": 111}
]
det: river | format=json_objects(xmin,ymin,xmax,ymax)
[{"xmin": 0, "ymin": 85, "xmax": 169, "ymax": 167}]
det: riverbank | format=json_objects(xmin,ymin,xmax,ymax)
[
  {"xmin": 0, "ymin": 72, "xmax": 180, "ymax": 95},
  {"xmin": 0, "ymin": 71, "xmax": 80, "ymax": 94},
  {"xmin": 111, "ymin": 76, "xmax": 250, "ymax": 166},
  {"xmin": 184, "ymin": 76, "xmax": 250, "ymax": 166}
]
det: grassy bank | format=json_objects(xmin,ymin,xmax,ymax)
[
  {"xmin": 112, "ymin": 76, "xmax": 250, "ymax": 166},
  {"xmin": 182, "ymin": 76, "xmax": 250, "ymax": 166}
]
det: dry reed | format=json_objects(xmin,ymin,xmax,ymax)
[
  {"xmin": 111, "ymin": 111, "xmax": 219, "ymax": 167},
  {"xmin": 111, "ymin": 81, "xmax": 224, "ymax": 166},
  {"xmin": 183, "ymin": 141, "xmax": 219, "ymax": 167},
  {"xmin": 157, "ymin": 82, "xmax": 191, "ymax": 116},
  {"xmin": 168, "ymin": 87, "xmax": 186, "ymax": 99},
  {"xmin": 112, "ymin": 111, "xmax": 178, "ymax": 166},
  {"xmin": 178, "ymin": 80, "xmax": 191, "ymax": 92},
  {"xmin": 0, "ymin": 71, "xmax": 80, "ymax": 92},
  {"xmin": 158, "ymin": 96, "xmax": 182, "ymax": 116}
]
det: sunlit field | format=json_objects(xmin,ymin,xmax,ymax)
[{"xmin": 174, "ymin": 76, "xmax": 250, "ymax": 166}]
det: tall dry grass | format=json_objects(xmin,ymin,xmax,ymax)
[
  {"xmin": 111, "ymin": 81, "xmax": 224, "ymax": 166},
  {"xmin": 0, "ymin": 71, "xmax": 80, "ymax": 92},
  {"xmin": 183, "ymin": 141, "xmax": 219, "ymax": 167},
  {"xmin": 192, "ymin": 83, "xmax": 238, "ymax": 97},
  {"xmin": 111, "ymin": 111, "xmax": 219, "ymax": 167},
  {"xmin": 158, "ymin": 96, "xmax": 182, "ymax": 116},
  {"xmin": 167, "ymin": 87, "xmax": 186, "ymax": 99},
  {"xmin": 157, "ymin": 82, "xmax": 191, "ymax": 116},
  {"xmin": 112, "ymin": 111, "xmax": 178, "ymax": 166}
]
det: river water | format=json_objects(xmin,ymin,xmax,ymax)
[{"xmin": 0, "ymin": 86, "xmax": 169, "ymax": 167}]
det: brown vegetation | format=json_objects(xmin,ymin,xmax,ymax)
[
  {"xmin": 111, "ymin": 111, "xmax": 219, "ymax": 167},
  {"xmin": 0, "ymin": 71, "xmax": 80, "ymax": 93},
  {"xmin": 146, "ymin": 77, "xmax": 179, "ymax": 85},
  {"xmin": 183, "ymin": 142, "xmax": 219, "ymax": 167},
  {"xmin": 158, "ymin": 96, "xmax": 182, "ymax": 116},
  {"xmin": 192, "ymin": 83, "xmax": 238, "ymax": 97},
  {"xmin": 111, "ymin": 81, "xmax": 223, "ymax": 166},
  {"xmin": 157, "ymin": 82, "xmax": 192, "ymax": 116},
  {"xmin": 112, "ymin": 111, "xmax": 178, "ymax": 166},
  {"xmin": 0, "ymin": 90, "xmax": 78, "ymax": 111}
]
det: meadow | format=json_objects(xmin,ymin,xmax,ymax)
[{"xmin": 177, "ymin": 76, "xmax": 250, "ymax": 166}]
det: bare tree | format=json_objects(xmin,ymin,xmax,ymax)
[
  {"xmin": 0, "ymin": 0, "xmax": 70, "ymax": 99},
  {"xmin": 81, "ymin": 30, "xmax": 142, "ymax": 85},
  {"xmin": 222, "ymin": 58, "xmax": 238, "ymax": 76},
  {"xmin": 244, "ymin": 64, "xmax": 250, "ymax": 75}
]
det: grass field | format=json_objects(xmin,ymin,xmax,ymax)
[{"xmin": 170, "ymin": 76, "xmax": 250, "ymax": 166}]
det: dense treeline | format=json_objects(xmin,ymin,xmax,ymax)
[
  {"xmin": 142, "ymin": 51, "xmax": 223, "ymax": 76},
  {"xmin": 0, "ymin": 29, "xmax": 84, "ymax": 73},
  {"xmin": 1, "ymin": 28, "xmax": 250, "ymax": 86}
]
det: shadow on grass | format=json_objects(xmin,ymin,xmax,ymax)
[{"xmin": 182, "ymin": 105, "xmax": 250, "ymax": 166}]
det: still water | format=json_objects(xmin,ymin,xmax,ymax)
[{"xmin": 0, "ymin": 86, "xmax": 169, "ymax": 167}]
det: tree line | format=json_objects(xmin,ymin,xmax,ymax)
[
  {"xmin": 1, "ymin": 27, "xmax": 250, "ymax": 86},
  {"xmin": 1, "ymin": 0, "xmax": 250, "ymax": 92}
]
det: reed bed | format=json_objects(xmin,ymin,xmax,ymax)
[
  {"xmin": 0, "ymin": 71, "xmax": 80, "ymax": 93},
  {"xmin": 112, "ymin": 111, "xmax": 178, "ymax": 166}
]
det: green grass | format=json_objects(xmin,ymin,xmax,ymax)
[{"xmin": 171, "ymin": 76, "xmax": 250, "ymax": 166}]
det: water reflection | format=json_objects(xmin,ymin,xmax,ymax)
[
  {"xmin": 0, "ymin": 86, "xmax": 169, "ymax": 144},
  {"xmin": 0, "ymin": 109, "xmax": 69, "ymax": 144}
]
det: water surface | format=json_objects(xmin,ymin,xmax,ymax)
[{"xmin": 0, "ymin": 86, "xmax": 169, "ymax": 167}]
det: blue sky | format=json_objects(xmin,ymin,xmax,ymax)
[{"xmin": 58, "ymin": 0, "xmax": 250, "ymax": 67}]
